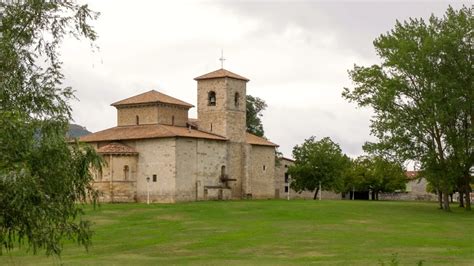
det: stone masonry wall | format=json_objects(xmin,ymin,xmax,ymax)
[
  {"xmin": 129, "ymin": 138, "xmax": 177, "ymax": 203},
  {"xmin": 248, "ymin": 145, "xmax": 275, "ymax": 199},
  {"xmin": 117, "ymin": 105, "xmax": 158, "ymax": 126},
  {"xmin": 196, "ymin": 78, "xmax": 246, "ymax": 142},
  {"xmin": 175, "ymin": 138, "xmax": 228, "ymax": 201},
  {"xmin": 117, "ymin": 104, "xmax": 189, "ymax": 127}
]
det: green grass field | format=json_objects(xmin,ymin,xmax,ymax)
[{"xmin": 2, "ymin": 200, "xmax": 474, "ymax": 265}]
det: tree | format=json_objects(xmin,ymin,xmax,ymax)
[
  {"xmin": 0, "ymin": 1, "xmax": 101, "ymax": 256},
  {"xmin": 288, "ymin": 136, "xmax": 350, "ymax": 199},
  {"xmin": 246, "ymin": 95, "xmax": 267, "ymax": 137},
  {"xmin": 365, "ymin": 156, "xmax": 407, "ymax": 200},
  {"xmin": 342, "ymin": 6, "xmax": 473, "ymax": 211}
]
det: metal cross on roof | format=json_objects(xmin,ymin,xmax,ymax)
[{"xmin": 219, "ymin": 49, "xmax": 226, "ymax": 69}]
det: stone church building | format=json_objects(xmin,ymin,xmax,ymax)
[{"xmin": 80, "ymin": 68, "xmax": 280, "ymax": 203}]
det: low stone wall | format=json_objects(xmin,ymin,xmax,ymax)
[
  {"xmin": 93, "ymin": 181, "xmax": 136, "ymax": 203},
  {"xmin": 379, "ymin": 192, "xmax": 437, "ymax": 201}
]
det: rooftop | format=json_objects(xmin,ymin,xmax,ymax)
[
  {"xmin": 97, "ymin": 142, "xmax": 138, "ymax": 155},
  {"xmin": 111, "ymin": 90, "xmax": 194, "ymax": 108},
  {"xmin": 194, "ymin": 68, "xmax": 249, "ymax": 82},
  {"xmin": 245, "ymin": 132, "xmax": 278, "ymax": 147},
  {"xmin": 79, "ymin": 124, "xmax": 227, "ymax": 142}
]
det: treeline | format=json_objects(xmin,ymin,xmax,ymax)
[{"xmin": 288, "ymin": 136, "xmax": 407, "ymax": 200}]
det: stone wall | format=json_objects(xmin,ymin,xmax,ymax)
[
  {"xmin": 117, "ymin": 105, "xmax": 158, "ymax": 126},
  {"xmin": 129, "ymin": 138, "xmax": 178, "ymax": 203},
  {"xmin": 117, "ymin": 104, "xmax": 189, "ymax": 127},
  {"xmin": 379, "ymin": 178, "xmax": 437, "ymax": 201},
  {"xmin": 248, "ymin": 145, "xmax": 275, "ymax": 199},
  {"xmin": 175, "ymin": 138, "xmax": 228, "ymax": 201},
  {"xmin": 196, "ymin": 78, "xmax": 246, "ymax": 142}
]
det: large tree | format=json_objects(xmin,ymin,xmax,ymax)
[
  {"xmin": 0, "ymin": 1, "xmax": 101, "ymax": 256},
  {"xmin": 342, "ymin": 6, "xmax": 473, "ymax": 211},
  {"xmin": 288, "ymin": 136, "xmax": 350, "ymax": 199},
  {"xmin": 246, "ymin": 95, "xmax": 267, "ymax": 137}
]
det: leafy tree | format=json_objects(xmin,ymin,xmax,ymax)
[
  {"xmin": 342, "ymin": 6, "xmax": 473, "ymax": 211},
  {"xmin": 365, "ymin": 156, "xmax": 407, "ymax": 200},
  {"xmin": 0, "ymin": 1, "xmax": 101, "ymax": 256},
  {"xmin": 246, "ymin": 95, "xmax": 267, "ymax": 137},
  {"xmin": 288, "ymin": 136, "xmax": 350, "ymax": 199}
]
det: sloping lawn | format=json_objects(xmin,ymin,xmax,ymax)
[{"xmin": 2, "ymin": 200, "xmax": 473, "ymax": 265}]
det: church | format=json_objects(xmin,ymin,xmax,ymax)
[{"xmin": 79, "ymin": 68, "xmax": 281, "ymax": 203}]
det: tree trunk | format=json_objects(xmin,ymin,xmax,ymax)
[
  {"xmin": 449, "ymin": 193, "xmax": 453, "ymax": 203},
  {"xmin": 465, "ymin": 185, "xmax": 471, "ymax": 211},
  {"xmin": 313, "ymin": 187, "xmax": 320, "ymax": 200},
  {"xmin": 459, "ymin": 191, "xmax": 464, "ymax": 208},
  {"xmin": 438, "ymin": 190, "xmax": 443, "ymax": 209},
  {"xmin": 442, "ymin": 192, "xmax": 450, "ymax": 211},
  {"xmin": 371, "ymin": 190, "xmax": 375, "ymax": 200},
  {"xmin": 376, "ymin": 192, "xmax": 379, "ymax": 201}
]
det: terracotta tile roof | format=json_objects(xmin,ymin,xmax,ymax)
[
  {"xmin": 187, "ymin": 118, "xmax": 199, "ymax": 129},
  {"xmin": 111, "ymin": 90, "xmax": 194, "ymax": 108},
  {"xmin": 194, "ymin": 68, "xmax": 249, "ymax": 82},
  {"xmin": 79, "ymin": 124, "xmax": 227, "ymax": 143},
  {"xmin": 246, "ymin": 132, "xmax": 278, "ymax": 147},
  {"xmin": 405, "ymin": 171, "xmax": 419, "ymax": 180},
  {"xmin": 97, "ymin": 142, "xmax": 138, "ymax": 155}
]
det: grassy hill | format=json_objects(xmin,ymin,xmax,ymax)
[
  {"xmin": 68, "ymin": 123, "xmax": 92, "ymax": 138},
  {"xmin": 2, "ymin": 200, "xmax": 473, "ymax": 265}
]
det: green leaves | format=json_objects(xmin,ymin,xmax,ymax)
[
  {"xmin": 0, "ymin": 1, "xmax": 102, "ymax": 256},
  {"xmin": 343, "ymin": 5, "xmax": 473, "ymax": 210},
  {"xmin": 289, "ymin": 136, "xmax": 350, "ymax": 194},
  {"xmin": 246, "ymin": 95, "xmax": 267, "ymax": 137}
]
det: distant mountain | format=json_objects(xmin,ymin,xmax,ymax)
[{"xmin": 68, "ymin": 124, "xmax": 92, "ymax": 138}]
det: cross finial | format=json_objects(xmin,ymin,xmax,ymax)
[{"xmin": 219, "ymin": 49, "xmax": 226, "ymax": 69}]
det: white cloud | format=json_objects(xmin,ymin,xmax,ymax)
[{"xmin": 61, "ymin": 0, "xmax": 468, "ymax": 158}]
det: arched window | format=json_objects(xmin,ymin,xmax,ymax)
[
  {"xmin": 208, "ymin": 91, "xmax": 216, "ymax": 106},
  {"xmin": 234, "ymin": 92, "xmax": 240, "ymax": 107},
  {"xmin": 221, "ymin": 165, "xmax": 226, "ymax": 176},
  {"xmin": 136, "ymin": 115, "xmax": 139, "ymax": 125},
  {"xmin": 123, "ymin": 165, "xmax": 129, "ymax": 181}
]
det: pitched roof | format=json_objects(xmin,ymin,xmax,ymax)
[
  {"xmin": 194, "ymin": 69, "xmax": 250, "ymax": 82},
  {"xmin": 111, "ymin": 90, "xmax": 194, "ymax": 108},
  {"xmin": 246, "ymin": 132, "xmax": 278, "ymax": 147},
  {"xmin": 79, "ymin": 124, "xmax": 227, "ymax": 143},
  {"xmin": 405, "ymin": 171, "xmax": 419, "ymax": 180},
  {"xmin": 97, "ymin": 142, "xmax": 138, "ymax": 155}
]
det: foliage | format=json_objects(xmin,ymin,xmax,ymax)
[
  {"xmin": 0, "ymin": 0, "xmax": 101, "ymax": 256},
  {"xmin": 288, "ymin": 136, "xmax": 350, "ymax": 198},
  {"xmin": 246, "ymin": 95, "xmax": 267, "ymax": 137},
  {"xmin": 342, "ymin": 6, "xmax": 473, "ymax": 211}
]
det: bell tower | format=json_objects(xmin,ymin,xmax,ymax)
[
  {"xmin": 195, "ymin": 68, "xmax": 249, "ymax": 142},
  {"xmin": 195, "ymin": 68, "xmax": 249, "ymax": 199}
]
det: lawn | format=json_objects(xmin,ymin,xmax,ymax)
[{"xmin": 2, "ymin": 200, "xmax": 474, "ymax": 265}]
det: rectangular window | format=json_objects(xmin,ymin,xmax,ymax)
[
  {"xmin": 153, "ymin": 174, "xmax": 157, "ymax": 182},
  {"xmin": 263, "ymin": 165, "xmax": 266, "ymax": 171},
  {"xmin": 285, "ymin": 186, "xmax": 289, "ymax": 192},
  {"xmin": 284, "ymin": 173, "xmax": 289, "ymax": 183}
]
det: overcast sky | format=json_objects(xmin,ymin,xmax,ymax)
[{"xmin": 61, "ymin": 0, "xmax": 469, "ymax": 159}]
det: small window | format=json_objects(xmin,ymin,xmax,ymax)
[
  {"xmin": 284, "ymin": 173, "xmax": 289, "ymax": 183},
  {"xmin": 171, "ymin": 115, "xmax": 175, "ymax": 126},
  {"xmin": 208, "ymin": 91, "xmax": 216, "ymax": 106},
  {"xmin": 210, "ymin": 123, "xmax": 213, "ymax": 132},
  {"xmin": 234, "ymin": 92, "xmax": 240, "ymax": 107},
  {"xmin": 152, "ymin": 174, "xmax": 157, "ymax": 182},
  {"xmin": 285, "ymin": 186, "xmax": 289, "ymax": 192},
  {"xmin": 136, "ymin": 115, "xmax": 140, "ymax": 125},
  {"xmin": 221, "ymin": 165, "xmax": 226, "ymax": 176},
  {"xmin": 284, "ymin": 165, "xmax": 288, "ymax": 168},
  {"xmin": 124, "ymin": 165, "xmax": 129, "ymax": 181},
  {"xmin": 263, "ymin": 165, "xmax": 266, "ymax": 171}
]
